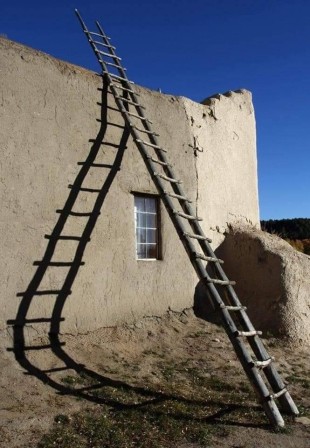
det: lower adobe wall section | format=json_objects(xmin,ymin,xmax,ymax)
[
  {"xmin": 0, "ymin": 38, "xmax": 259, "ymax": 341},
  {"xmin": 218, "ymin": 225, "xmax": 310, "ymax": 346}
]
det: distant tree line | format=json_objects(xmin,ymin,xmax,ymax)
[
  {"xmin": 261, "ymin": 218, "xmax": 310, "ymax": 255},
  {"xmin": 261, "ymin": 218, "xmax": 310, "ymax": 240}
]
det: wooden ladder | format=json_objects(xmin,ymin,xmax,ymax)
[{"xmin": 75, "ymin": 9, "xmax": 299, "ymax": 427}]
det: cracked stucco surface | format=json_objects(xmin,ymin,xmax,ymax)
[{"xmin": 0, "ymin": 38, "xmax": 259, "ymax": 340}]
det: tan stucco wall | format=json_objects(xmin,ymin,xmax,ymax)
[
  {"xmin": 0, "ymin": 38, "xmax": 259, "ymax": 340},
  {"xmin": 187, "ymin": 91, "xmax": 259, "ymax": 237}
]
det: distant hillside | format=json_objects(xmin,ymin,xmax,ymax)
[
  {"xmin": 261, "ymin": 218, "xmax": 310, "ymax": 240},
  {"xmin": 261, "ymin": 218, "xmax": 310, "ymax": 255}
]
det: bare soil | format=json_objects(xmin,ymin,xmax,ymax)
[{"xmin": 0, "ymin": 310, "xmax": 309, "ymax": 447}]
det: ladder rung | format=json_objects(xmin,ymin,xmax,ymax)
[
  {"xmin": 207, "ymin": 279, "xmax": 236, "ymax": 286},
  {"xmin": 92, "ymin": 42, "xmax": 120, "ymax": 56},
  {"xmin": 148, "ymin": 157, "xmax": 171, "ymax": 167},
  {"xmin": 105, "ymin": 61, "xmax": 126, "ymax": 70},
  {"xmin": 251, "ymin": 358, "xmax": 274, "ymax": 369},
  {"xmin": 164, "ymin": 191, "xmax": 192, "ymax": 202},
  {"xmin": 184, "ymin": 232, "xmax": 211, "ymax": 241},
  {"xmin": 135, "ymin": 138, "xmax": 165, "ymax": 149},
  {"xmin": 127, "ymin": 113, "xmax": 152, "ymax": 123},
  {"xmin": 220, "ymin": 304, "xmax": 246, "ymax": 310},
  {"xmin": 155, "ymin": 173, "xmax": 181, "ymax": 184},
  {"xmin": 131, "ymin": 126, "xmax": 158, "ymax": 136},
  {"xmin": 195, "ymin": 252, "xmax": 223, "ymax": 263},
  {"xmin": 112, "ymin": 84, "xmax": 139, "ymax": 95},
  {"xmin": 87, "ymin": 30, "xmax": 111, "ymax": 39},
  {"xmin": 110, "ymin": 73, "xmax": 134, "ymax": 84},
  {"xmin": 79, "ymin": 163, "xmax": 115, "ymax": 168},
  {"xmin": 90, "ymin": 40, "xmax": 116, "ymax": 50},
  {"xmin": 270, "ymin": 388, "xmax": 288, "ymax": 400},
  {"xmin": 176, "ymin": 212, "xmax": 202, "ymax": 221},
  {"xmin": 235, "ymin": 330, "xmax": 263, "ymax": 337},
  {"xmin": 130, "ymin": 126, "xmax": 156, "ymax": 135},
  {"xmin": 94, "ymin": 49, "xmax": 121, "ymax": 59},
  {"xmin": 122, "ymin": 99, "xmax": 145, "ymax": 108}
]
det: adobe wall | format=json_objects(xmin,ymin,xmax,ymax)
[
  {"xmin": 0, "ymin": 38, "xmax": 259, "ymax": 341},
  {"xmin": 218, "ymin": 225, "xmax": 310, "ymax": 346}
]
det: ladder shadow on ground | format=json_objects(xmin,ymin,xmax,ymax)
[{"xmin": 7, "ymin": 80, "xmax": 267, "ymax": 430}]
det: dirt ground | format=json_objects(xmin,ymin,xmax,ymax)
[{"xmin": 0, "ymin": 310, "xmax": 309, "ymax": 447}]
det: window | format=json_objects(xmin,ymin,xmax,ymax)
[{"xmin": 134, "ymin": 195, "xmax": 160, "ymax": 260}]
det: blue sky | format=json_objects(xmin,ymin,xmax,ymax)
[{"xmin": 1, "ymin": 0, "xmax": 309, "ymax": 219}]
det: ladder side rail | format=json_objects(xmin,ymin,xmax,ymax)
[
  {"xmin": 199, "ymin": 239, "xmax": 298, "ymax": 413},
  {"xmin": 119, "ymin": 119, "xmax": 220, "ymax": 249},
  {"xmin": 119, "ymin": 122, "xmax": 218, "ymax": 281},
  {"xmin": 95, "ymin": 21, "xmax": 128, "ymax": 80},
  {"xmin": 200, "ymin": 242, "xmax": 298, "ymax": 408},
  {"xmin": 104, "ymin": 65, "xmax": 289, "ymax": 423},
  {"xmin": 75, "ymin": 10, "xmax": 298, "ymax": 424},
  {"xmin": 110, "ymin": 80, "xmax": 297, "ymax": 420},
  {"xmin": 78, "ymin": 11, "xmax": 285, "ymax": 397},
  {"xmin": 251, "ymin": 340, "xmax": 299, "ymax": 414},
  {"xmin": 225, "ymin": 329, "xmax": 285, "ymax": 426},
  {"xmin": 86, "ymin": 22, "xmax": 205, "ymax": 242},
  {"xmin": 101, "ymin": 98, "xmax": 206, "ymax": 272},
  {"xmin": 76, "ymin": 10, "xmax": 129, "ymax": 87},
  {"xmin": 100, "ymin": 84, "xmax": 234, "ymax": 300},
  {"xmin": 198, "ymin": 236, "xmax": 299, "ymax": 413},
  {"xmin": 77, "ymin": 34, "xmax": 207, "ymax": 234},
  {"xmin": 88, "ymin": 35, "xmax": 213, "ymax": 253},
  {"xmin": 202, "ymin": 279, "xmax": 285, "ymax": 426}
]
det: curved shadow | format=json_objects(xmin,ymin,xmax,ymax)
[
  {"xmin": 7, "ymin": 79, "xmax": 129, "ymax": 396},
  {"xmin": 7, "ymin": 80, "xmax": 267, "ymax": 430}
]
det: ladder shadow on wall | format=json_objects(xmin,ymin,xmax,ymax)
[
  {"xmin": 193, "ymin": 252, "xmax": 225, "ymax": 326},
  {"xmin": 6, "ymin": 80, "xmax": 145, "ymax": 403},
  {"xmin": 6, "ymin": 80, "xmax": 265, "ymax": 428},
  {"xmin": 193, "ymin": 240, "xmax": 256, "ymax": 327}
]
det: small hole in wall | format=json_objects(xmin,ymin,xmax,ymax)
[{"xmin": 202, "ymin": 113, "xmax": 206, "ymax": 118}]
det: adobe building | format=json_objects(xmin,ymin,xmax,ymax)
[{"xmin": 0, "ymin": 37, "xmax": 309, "ymax": 346}]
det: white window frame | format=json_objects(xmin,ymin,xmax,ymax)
[{"xmin": 134, "ymin": 194, "xmax": 161, "ymax": 260}]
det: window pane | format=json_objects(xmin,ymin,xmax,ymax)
[
  {"xmin": 146, "ymin": 213, "xmax": 156, "ymax": 228},
  {"xmin": 137, "ymin": 244, "xmax": 146, "ymax": 259},
  {"xmin": 137, "ymin": 212, "xmax": 146, "ymax": 228},
  {"xmin": 146, "ymin": 229, "xmax": 156, "ymax": 244},
  {"xmin": 146, "ymin": 244, "xmax": 157, "ymax": 259},
  {"xmin": 135, "ymin": 196, "xmax": 144, "ymax": 212},
  {"xmin": 136, "ymin": 227, "xmax": 146, "ymax": 244},
  {"xmin": 145, "ymin": 197, "xmax": 156, "ymax": 213}
]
